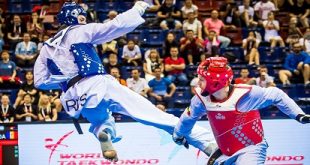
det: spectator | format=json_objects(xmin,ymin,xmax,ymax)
[
  {"xmin": 15, "ymin": 33, "xmax": 38, "ymax": 67},
  {"xmin": 299, "ymin": 28, "xmax": 310, "ymax": 54},
  {"xmin": 234, "ymin": 68, "xmax": 253, "ymax": 84},
  {"xmin": 126, "ymin": 69, "xmax": 150, "ymax": 98},
  {"xmin": 110, "ymin": 67, "xmax": 127, "ymax": 86},
  {"xmin": 143, "ymin": 49, "xmax": 164, "ymax": 82},
  {"xmin": 202, "ymin": 30, "xmax": 221, "ymax": 56},
  {"xmin": 180, "ymin": 29, "xmax": 203, "ymax": 65},
  {"xmin": 13, "ymin": 71, "xmax": 38, "ymax": 108},
  {"xmin": 164, "ymin": 46, "xmax": 188, "ymax": 85},
  {"xmin": 157, "ymin": 0, "xmax": 182, "ymax": 30},
  {"xmin": 263, "ymin": 11, "xmax": 285, "ymax": 52},
  {"xmin": 39, "ymin": 89, "xmax": 62, "ymax": 112},
  {"xmin": 286, "ymin": 17, "xmax": 303, "ymax": 48},
  {"xmin": 182, "ymin": 12, "xmax": 203, "ymax": 39},
  {"xmin": 148, "ymin": 67, "xmax": 176, "ymax": 109},
  {"xmin": 181, "ymin": 0, "xmax": 198, "ymax": 19},
  {"xmin": 145, "ymin": 0, "xmax": 161, "ymax": 12},
  {"xmin": 6, "ymin": 15, "xmax": 27, "ymax": 49},
  {"xmin": 250, "ymin": 65, "xmax": 276, "ymax": 87},
  {"xmin": 279, "ymin": 43, "xmax": 309, "ymax": 85},
  {"xmin": 203, "ymin": 10, "xmax": 231, "ymax": 48},
  {"xmin": 0, "ymin": 50, "xmax": 21, "ymax": 89},
  {"xmin": 32, "ymin": 0, "xmax": 54, "ymax": 30},
  {"xmin": 100, "ymin": 39, "xmax": 118, "ymax": 59},
  {"xmin": 0, "ymin": 14, "xmax": 4, "ymax": 53},
  {"xmin": 238, "ymin": 0, "xmax": 258, "ymax": 27},
  {"xmin": 15, "ymin": 93, "xmax": 38, "ymax": 122},
  {"xmin": 163, "ymin": 32, "xmax": 179, "ymax": 58},
  {"xmin": 27, "ymin": 12, "xmax": 44, "ymax": 43},
  {"xmin": 288, "ymin": 0, "xmax": 310, "ymax": 28},
  {"xmin": 254, "ymin": 0, "xmax": 276, "ymax": 23},
  {"xmin": 37, "ymin": 94, "xmax": 57, "ymax": 122},
  {"xmin": 122, "ymin": 40, "xmax": 142, "ymax": 66},
  {"xmin": 104, "ymin": 53, "xmax": 121, "ymax": 74},
  {"xmin": 37, "ymin": 34, "xmax": 50, "ymax": 52},
  {"xmin": 103, "ymin": 10, "xmax": 118, "ymax": 23},
  {"xmin": 219, "ymin": 0, "xmax": 241, "ymax": 27},
  {"xmin": 80, "ymin": 3, "xmax": 98, "ymax": 23},
  {"xmin": 0, "ymin": 95, "xmax": 15, "ymax": 123},
  {"xmin": 242, "ymin": 31, "xmax": 260, "ymax": 65}
]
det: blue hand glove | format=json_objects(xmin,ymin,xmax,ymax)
[{"xmin": 172, "ymin": 132, "xmax": 189, "ymax": 149}]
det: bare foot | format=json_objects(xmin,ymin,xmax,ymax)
[{"xmin": 99, "ymin": 131, "xmax": 118, "ymax": 162}]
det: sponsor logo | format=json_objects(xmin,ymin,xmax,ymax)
[{"xmin": 215, "ymin": 113, "xmax": 225, "ymax": 120}]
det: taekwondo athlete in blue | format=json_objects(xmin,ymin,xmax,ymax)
[{"xmin": 33, "ymin": 1, "xmax": 216, "ymax": 162}]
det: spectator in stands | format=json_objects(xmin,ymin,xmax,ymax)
[
  {"xmin": 234, "ymin": 68, "xmax": 253, "ymax": 84},
  {"xmin": 103, "ymin": 10, "xmax": 118, "ymax": 23},
  {"xmin": 110, "ymin": 67, "xmax": 127, "ymax": 86},
  {"xmin": 279, "ymin": 43, "xmax": 309, "ymax": 85},
  {"xmin": 181, "ymin": 0, "xmax": 198, "ymax": 19},
  {"xmin": 27, "ymin": 12, "xmax": 44, "ymax": 43},
  {"xmin": 238, "ymin": 0, "xmax": 258, "ymax": 27},
  {"xmin": 14, "ymin": 71, "xmax": 38, "ymax": 108},
  {"xmin": 202, "ymin": 30, "xmax": 221, "ymax": 57},
  {"xmin": 7, "ymin": 15, "xmax": 27, "ymax": 49},
  {"xmin": 242, "ymin": 31, "xmax": 260, "ymax": 65},
  {"xmin": 163, "ymin": 32, "xmax": 179, "ymax": 58},
  {"xmin": 80, "ymin": 3, "xmax": 98, "ymax": 23},
  {"xmin": 164, "ymin": 47, "xmax": 188, "ymax": 85},
  {"xmin": 104, "ymin": 53, "xmax": 121, "ymax": 74},
  {"xmin": 0, "ymin": 95, "xmax": 15, "ymax": 123},
  {"xmin": 37, "ymin": 34, "xmax": 49, "ymax": 52},
  {"xmin": 203, "ymin": 10, "xmax": 231, "ymax": 48},
  {"xmin": 299, "ymin": 28, "xmax": 310, "ymax": 54},
  {"xmin": 180, "ymin": 29, "xmax": 204, "ymax": 65},
  {"xmin": 0, "ymin": 14, "xmax": 4, "ymax": 53},
  {"xmin": 39, "ymin": 89, "xmax": 62, "ymax": 112},
  {"xmin": 263, "ymin": 11, "xmax": 285, "ymax": 53},
  {"xmin": 15, "ymin": 93, "xmax": 38, "ymax": 122},
  {"xmin": 32, "ymin": 0, "xmax": 54, "ymax": 30},
  {"xmin": 254, "ymin": 0, "xmax": 276, "ymax": 23},
  {"xmin": 100, "ymin": 39, "xmax": 118, "ymax": 59},
  {"xmin": 15, "ymin": 33, "xmax": 38, "ymax": 67},
  {"xmin": 126, "ymin": 69, "xmax": 150, "ymax": 98},
  {"xmin": 182, "ymin": 12, "xmax": 203, "ymax": 39},
  {"xmin": 143, "ymin": 49, "xmax": 164, "ymax": 82},
  {"xmin": 145, "ymin": 0, "xmax": 161, "ymax": 12},
  {"xmin": 122, "ymin": 40, "xmax": 142, "ymax": 66},
  {"xmin": 0, "ymin": 50, "xmax": 21, "ymax": 89},
  {"xmin": 148, "ymin": 67, "xmax": 176, "ymax": 109},
  {"xmin": 219, "ymin": 0, "xmax": 241, "ymax": 27},
  {"xmin": 37, "ymin": 94, "xmax": 57, "ymax": 122},
  {"xmin": 250, "ymin": 65, "xmax": 276, "ymax": 87},
  {"xmin": 286, "ymin": 17, "xmax": 303, "ymax": 48},
  {"xmin": 157, "ymin": 0, "xmax": 182, "ymax": 30},
  {"xmin": 288, "ymin": 0, "xmax": 310, "ymax": 28}
]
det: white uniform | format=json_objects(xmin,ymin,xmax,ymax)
[{"xmin": 34, "ymin": 8, "xmax": 214, "ymax": 152}]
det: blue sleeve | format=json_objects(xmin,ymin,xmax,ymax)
[
  {"xmin": 174, "ymin": 95, "xmax": 206, "ymax": 136},
  {"xmin": 283, "ymin": 55, "xmax": 295, "ymax": 72},
  {"xmin": 11, "ymin": 61, "xmax": 16, "ymax": 70},
  {"xmin": 164, "ymin": 78, "xmax": 172, "ymax": 86},
  {"xmin": 148, "ymin": 80, "xmax": 154, "ymax": 88},
  {"xmin": 15, "ymin": 43, "xmax": 21, "ymax": 55},
  {"xmin": 237, "ymin": 85, "xmax": 305, "ymax": 119}
]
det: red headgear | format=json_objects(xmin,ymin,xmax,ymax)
[{"xmin": 197, "ymin": 57, "xmax": 233, "ymax": 95}]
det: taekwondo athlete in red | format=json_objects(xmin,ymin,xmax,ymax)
[{"xmin": 173, "ymin": 57, "xmax": 310, "ymax": 164}]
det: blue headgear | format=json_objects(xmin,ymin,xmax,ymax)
[{"xmin": 57, "ymin": 2, "xmax": 87, "ymax": 26}]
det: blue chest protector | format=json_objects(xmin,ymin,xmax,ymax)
[{"xmin": 70, "ymin": 43, "xmax": 106, "ymax": 77}]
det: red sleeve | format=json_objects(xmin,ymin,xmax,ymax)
[
  {"xmin": 164, "ymin": 57, "xmax": 171, "ymax": 64},
  {"xmin": 179, "ymin": 57, "xmax": 185, "ymax": 64}
]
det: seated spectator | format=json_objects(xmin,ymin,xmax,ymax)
[
  {"xmin": 37, "ymin": 34, "xmax": 49, "ymax": 52},
  {"xmin": 38, "ymin": 94, "xmax": 57, "ymax": 122},
  {"xmin": 104, "ymin": 53, "xmax": 121, "ymax": 74},
  {"xmin": 234, "ymin": 68, "xmax": 253, "ymax": 84},
  {"xmin": 242, "ymin": 31, "xmax": 260, "ymax": 65},
  {"xmin": 203, "ymin": 10, "xmax": 231, "ymax": 48},
  {"xmin": 254, "ymin": 0, "xmax": 276, "ymax": 24},
  {"xmin": 0, "ymin": 50, "xmax": 21, "ymax": 89},
  {"xmin": 219, "ymin": 0, "xmax": 241, "ymax": 27},
  {"xmin": 32, "ymin": 0, "xmax": 54, "ymax": 30},
  {"xmin": 15, "ymin": 33, "xmax": 38, "ymax": 67},
  {"xmin": 299, "ymin": 28, "xmax": 310, "ymax": 54},
  {"xmin": 238, "ymin": 0, "xmax": 257, "ymax": 27},
  {"xmin": 286, "ymin": 17, "xmax": 303, "ymax": 48},
  {"xmin": 288, "ymin": 0, "xmax": 309, "ymax": 28},
  {"xmin": 143, "ymin": 49, "xmax": 164, "ymax": 82},
  {"xmin": 181, "ymin": 0, "xmax": 198, "ymax": 19},
  {"xmin": 164, "ymin": 46, "xmax": 188, "ymax": 85},
  {"xmin": 126, "ymin": 69, "xmax": 150, "ymax": 98},
  {"xmin": 0, "ymin": 95, "xmax": 15, "ymax": 123},
  {"xmin": 122, "ymin": 40, "xmax": 142, "ymax": 66},
  {"xmin": 6, "ymin": 15, "xmax": 27, "ymax": 50},
  {"xmin": 145, "ymin": 0, "xmax": 161, "ymax": 12},
  {"xmin": 203, "ymin": 30, "xmax": 221, "ymax": 57},
  {"xmin": 148, "ymin": 67, "xmax": 176, "ymax": 109},
  {"xmin": 110, "ymin": 67, "xmax": 127, "ymax": 86},
  {"xmin": 182, "ymin": 12, "xmax": 203, "ymax": 39},
  {"xmin": 250, "ymin": 65, "xmax": 276, "ymax": 87},
  {"xmin": 15, "ymin": 94, "xmax": 38, "ymax": 122},
  {"xmin": 263, "ymin": 11, "xmax": 285, "ymax": 52},
  {"xmin": 39, "ymin": 89, "xmax": 62, "ymax": 112},
  {"xmin": 279, "ymin": 43, "xmax": 309, "ymax": 85},
  {"xmin": 180, "ymin": 30, "xmax": 204, "ymax": 65},
  {"xmin": 157, "ymin": 0, "xmax": 182, "ymax": 30},
  {"xmin": 163, "ymin": 32, "xmax": 179, "ymax": 58},
  {"xmin": 103, "ymin": 10, "xmax": 118, "ymax": 23},
  {"xmin": 80, "ymin": 3, "xmax": 98, "ymax": 23},
  {"xmin": 27, "ymin": 12, "xmax": 44, "ymax": 43},
  {"xmin": 14, "ymin": 71, "xmax": 38, "ymax": 108}
]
